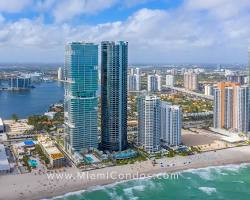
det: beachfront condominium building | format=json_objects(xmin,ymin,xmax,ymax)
[
  {"xmin": 161, "ymin": 102, "xmax": 182, "ymax": 146},
  {"xmin": 64, "ymin": 42, "xmax": 98, "ymax": 154},
  {"xmin": 184, "ymin": 72, "xmax": 198, "ymax": 91},
  {"xmin": 165, "ymin": 75, "xmax": 175, "ymax": 87},
  {"xmin": 147, "ymin": 74, "xmax": 161, "ymax": 92},
  {"xmin": 101, "ymin": 41, "xmax": 128, "ymax": 151},
  {"xmin": 137, "ymin": 95, "xmax": 161, "ymax": 153},
  {"xmin": 128, "ymin": 68, "xmax": 140, "ymax": 91},
  {"xmin": 234, "ymin": 86, "xmax": 249, "ymax": 132},
  {"xmin": 213, "ymin": 82, "xmax": 249, "ymax": 133}
]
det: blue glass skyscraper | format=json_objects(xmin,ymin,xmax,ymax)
[
  {"xmin": 101, "ymin": 41, "xmax": 128, "ymax": 151},
  {"xmin": 64, "ymin": 42, "xmax": 98, "ymax": 154}
]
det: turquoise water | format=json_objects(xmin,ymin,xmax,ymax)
[
  {"xmin": 53, "ymin": 164, "xmax": 250, "ymax": 200},
  {"xmin": 28, "ymin": 159, "xmax": 38, "ymax": 167},
  {"xmin": 85, "ymin": 155, "xmax": 94, "ymax": 162}
]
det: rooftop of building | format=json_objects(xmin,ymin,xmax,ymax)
[
  {"xmin": 101, "ymin": 41, "xmax": 128, "ymax": 44},
  {"xmin": 67, "ymin": 41, "xmax": 97, "ymax": 45},
  {"xmin": 144, "ymin": 95, "xmax": 160, "ymax": 100},
  {"xmin": 0, "ymin": 144, "xmax": 10, "ymax": 172},
  {"xmin": 4, "ymin": 119, "xmax": 33, "ymax": 135},
  {"xmin": 171, "ymin": 105, "xmax": 182, "ymax": 109},
  {"xmin": 37, "ymin": 135, "xmax": 64, "ymax": 160},
  {"xmin": 216, "ymin": 82, "xmax": 241, "ymax": 89}
]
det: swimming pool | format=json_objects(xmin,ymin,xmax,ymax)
[
  {"xmin": 85, "ymin": 155, "xmax": 94, "ymax": 162},
  {"xmin": 28, "ymin": 159, "xmax": 38, "ymax": 167},
  {"xmin": 113, "ymin": 150, "xmax": 137, "ymax": 160},
  {"xmin": 84, "ymin": 154, "xmax": 100, "ymax": 163}
]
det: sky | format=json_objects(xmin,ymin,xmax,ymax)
[{"xmin": 0, "ymin": 0, "xmax": 250, "ymax": 64}]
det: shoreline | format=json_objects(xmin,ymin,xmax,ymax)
[
  {"xmin": 1, "ymin": 146, "xmax": 250, "ymax": 200},
  {"xmin": 49, "ymin": 162, "xmax": 250, "ymax": 200}
]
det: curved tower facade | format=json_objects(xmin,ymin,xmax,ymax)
[{"xmin": 64, "ymin": 42, "xmax": 98, "ymax": 154}]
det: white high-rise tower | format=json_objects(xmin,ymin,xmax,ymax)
[{"xmin": 137, "ymin": 95, "xmax": 161, "ymax": 153}]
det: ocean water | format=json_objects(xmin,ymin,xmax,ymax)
[
  {"xmin": 0, "ymin": 81, "xmax": 64, "ymax": 119},
  {"xmin": 52, "ymin": 164, "xmax": 250, "ymax": 200}
]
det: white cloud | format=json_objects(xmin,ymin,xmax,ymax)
[
  {"xmin": 51, "ymin": 0, "xmax": 160, "ymax": 23},
  {"xmin": 0, "ymin": 0, "xmax": 250, "ymax": 63},
  {"xmin": 0, "ymin": 18, "xmax": 65, "ymax": 47},
  {"xmin": 35, "ymin": 0, "xmax": 57, "ymax": 11},
  {"xmin": 184, "ymin": 0, "xmax": 250, "ymax": 20},
  {"xmin": 0, "ymin": 0, "xmax": 32, "ymax": 13},
  {"xmin": 52, "ymin": 0, "xmax": 117, "ymax": 23}
]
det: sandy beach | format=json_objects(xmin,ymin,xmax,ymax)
[{"xmin": 1, "ymin": 145, "xmax": 250, "ymax": 200}]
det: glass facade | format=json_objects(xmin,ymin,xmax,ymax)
[
  {"xmin": 101, "ymin": 41, "xmax": 128, "ymax": 151},
  {"xmin": 64, "ymin": 42, "xmax": 98, "ymax": 154}
]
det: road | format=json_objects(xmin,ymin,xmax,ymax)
[{"xmin": 170, "ymin": 87, "xmax": 214, "ymax": 100}]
